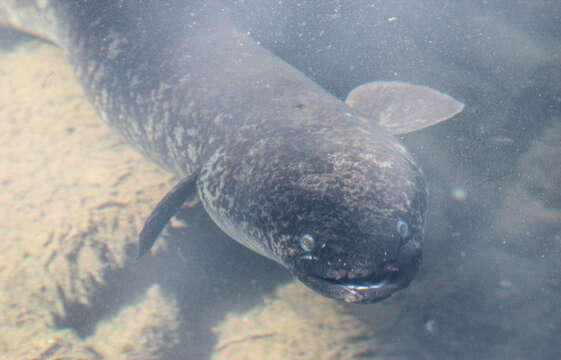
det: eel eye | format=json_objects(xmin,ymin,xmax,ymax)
[
  {"xmin": 396, "ymin": 219, "xmax": 409, "ymax": 238},
  {"xmin": 299, "ymin": 234, "xmax": 315, "ymax": 251}
]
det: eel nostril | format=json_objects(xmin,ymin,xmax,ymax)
[
  {"xmin": 385, "ymin": 263, "xmax": 400, "ymax": 272},
  {"xmin": 296, "ymin": 254, "xmax": 331, "ymax": 278}
]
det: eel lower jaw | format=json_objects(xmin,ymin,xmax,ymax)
[{"xmin": 295, "ymin": 265, "xmax": 417, "ymax": 304}]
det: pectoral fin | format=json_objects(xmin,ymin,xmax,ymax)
[
  {"xmin": 345, "ymin": 81, "xmax": 464, "ymax": 135},
  {"xmin": 137, "ymin": 174, "xmax": 198, "ymax": 258}
]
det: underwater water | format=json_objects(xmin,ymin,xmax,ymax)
[{"xmin": 0, "ymin": 1, "xmax": 560, "ymax": 359}]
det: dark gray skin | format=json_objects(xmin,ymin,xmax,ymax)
[{"xmin": 1, "ymin": 1, "xmax": 463, "ymax": 303}]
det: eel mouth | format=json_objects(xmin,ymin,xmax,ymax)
[
  {"xmin": 294, "ymin": 240, "xmax": 422, "ymax": 304},
  {"xmin": 296, "ymin": 263, "xmax": 415, "ymax": 304}
]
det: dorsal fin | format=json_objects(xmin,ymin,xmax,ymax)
[{"xmin": 345, "ymin": 81, "xmax": 464, "ymax": 135}]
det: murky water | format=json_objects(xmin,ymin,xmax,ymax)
[{"xmin": 1, "ymin": 1, "xmax": 560, "ymax": 359}]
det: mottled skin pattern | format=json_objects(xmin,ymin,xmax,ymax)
[
  {"xmin": 2, "ymin": 0, "xmax": 427, "ymax": 303},
  {"xmin": 200, "ymin": 123, "xmax": 426, "ymax": 302}
]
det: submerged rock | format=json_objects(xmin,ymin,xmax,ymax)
[
  {"xmin": 0, "ymin": 42, "xmax": 179, "ymax": 358},
  {"xmin": 212, "ymin": 281, "xmax": 394, "ymax": 360}
]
